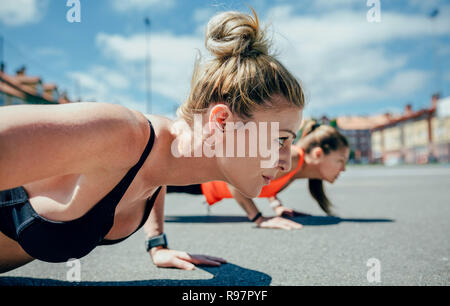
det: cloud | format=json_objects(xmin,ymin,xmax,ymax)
[
  {"xmin": 385, "ymin": 70, "xmax": 431, "ymax": 96},
  {"xmin": 96, "ymin": 32, "xmax": 204, "ymax": 103},
  {"xmin": 263, "ymin": 4, "xmax": 450, "ymax": 113},
  {"xmin": 91, "ymin": 66, "xmax": 130, "ymax": 90},
  {"xmin": 67, "ymin": 71, "xmax": 108, "ymax": 102},
  {"xmin": 111, "ymin": 0, "xmax": 175, "ymax": 12},
  {"xmin": 311, "ymin": 0, "xmax": 365, "ymax": 11},
  {"xmin": 193, "ymin": 7, "xmax": 215, "ymax": 24},
  {"xmin": 91, "ymin": 3, "xmax": 449, "ymax": 117},
  {"xmin": 0, "ymin": 0, "xmax": 48, "ymax": 26},
  {"xmin": 67, "ymin": 65, "xmax": 131, "ymax": 104}
]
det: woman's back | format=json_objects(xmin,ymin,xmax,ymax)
[{"xmin": 0, "ymin": 103, "xmax": 165, "ymax": 239}]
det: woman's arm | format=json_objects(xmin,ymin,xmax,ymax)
[
  {"xmin": 268, "ymin": 195, "xmax": 291, "ymax": 216},
  {"xmin": 227, "ymin": 184, "xmax": 262, "ymax": 222},
  {"xmin": 143, "ymin": 186, "xmax": 167, "ymax": 241},
  {"xmin": 267, "ymin": 195, "xmax": 310, "ymax": 217},
  {"xmin": 0, "ymin": 102, "xmax": 144, "ymax": 190},
  {"xmin": 227, "ymin": 184, "xmax": 303, "ymax": 230},
  {"xmin": 143, "ymin": 186, "xmax": 226, "ymax": 270}
]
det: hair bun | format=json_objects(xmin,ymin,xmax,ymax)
[{"xmin": 205, "ymin": 10, "xmax": 269, "ymax": 60}]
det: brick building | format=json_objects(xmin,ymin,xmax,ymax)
[
  {"xmin": 0, "ymin": 66, "xmax": 70, "ymax": 106},
  {"xmin": 336, "ymin": 114, "xmax": 391, "ymax": 164},
  {"xmin": 371, "ymin": 94, "xmax": 450, "ymax": 165}
]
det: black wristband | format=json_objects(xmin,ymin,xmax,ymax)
[
  {"xmin": 145, "ymin": 233, "xmax": 168, "ymax": 252},
  {"xmin": 250, "ymin": 212, "xmax": 262, "ymax": 222}
]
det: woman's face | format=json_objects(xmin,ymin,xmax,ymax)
[
  {"xmin": 317, "ymin": 147, "xmax": 350, "ymax": 184},
  {"xmin": 213, "ymin": 97, "xmax": 303, "ymax": 198}
]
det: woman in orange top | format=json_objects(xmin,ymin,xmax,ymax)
[{"xmin": 168, "ymin": 121, "xmax": 350, "ymax": 230}]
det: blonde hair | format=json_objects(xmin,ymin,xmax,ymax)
[{"xmin": 177, "ymin": 9, "xmax": 305, "ymax": 124}]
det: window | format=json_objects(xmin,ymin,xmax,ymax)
[
  {"xmin": 0, "ymin": 92, "xmax": 5, "ymax": 106},
  {"xmin": 36, "ymin": 83, "xmax": 43, "ymax": 96}
]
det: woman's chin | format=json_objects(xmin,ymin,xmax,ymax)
[{"xmin": 238, "ymin": 185, "xmax": 262, "ymax": 198}]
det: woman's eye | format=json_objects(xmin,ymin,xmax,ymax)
[{"xmin": 278, "ymin": 137, "xmax": 288, "ymax": 147}]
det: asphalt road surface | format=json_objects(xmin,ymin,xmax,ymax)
[{"xmin": 1, "ymin": 164, "xmax": 449, "ymax": 286}]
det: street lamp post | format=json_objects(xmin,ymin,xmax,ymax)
[
  {"xmin": 0, "ymin": 35, "xmax": 4, "ymax": 106},
  {"xmin": 144, "ymin": 17, "xmax": 151, "ymax": 114},
  {"xmin": 0, "ymin": 35, "xmax": 4, "ymax": 70},
  {"xmin": 429, "ymin": 9, "xmax": 441, "ymax": 96}
]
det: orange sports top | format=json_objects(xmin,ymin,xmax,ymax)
[{"xmin": 200, "ymin": 145, "xmax": 305, "ymax": 205}]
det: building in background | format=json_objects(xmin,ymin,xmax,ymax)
[
  {"xmin": 333, "ymin": 94, "xmax": 450, "ymax": 165},
  {"xmin": 432, "ymin": 96, "xmax": 450, "ymax": 163},
  {"xmin": 336, "ymin": 114, "xmax": 392, "ymax": 164},
  {"xmin": 0, "ymin": 66, "xmax": 70, "ymax": 106},
  {"xmin": 371, "ymin": 94, "xmax": 450, "ymax": 165}
]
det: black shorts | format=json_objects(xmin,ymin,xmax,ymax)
[{"xmin": 0, "ymin": 186, "xmax": 31, "ymax": 241}]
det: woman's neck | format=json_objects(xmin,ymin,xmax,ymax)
[
  {"xmin": 164, "ymin": 151, "xmax": 226, "ymax": 185},
  {"xmin": 145, "ymin": 117, "xmax": 226, "ymax": 186}
]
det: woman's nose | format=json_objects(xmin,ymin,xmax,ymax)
[{"xmin": 278, "ymin": 150, "xmax": 292, "ymax": 172}]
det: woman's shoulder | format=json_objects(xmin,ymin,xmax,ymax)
[
  {"xmin": 131, "ymin": 111, "xmax": 173, "ymax": 139},
  {"xmin": 131, "ymin": 112, "xmax": 178, "ymax": 160}
]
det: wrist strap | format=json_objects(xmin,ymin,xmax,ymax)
[
  {"xmin": 145, "ymin": 233, "xmax": 168, "ymax": 252},
  {"xmin": 250, "ymin": 212, "xmax": 262, "ymax": 222}
]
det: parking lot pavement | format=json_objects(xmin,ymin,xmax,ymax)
[{"xmin": 1, "ymin": 165, "xmax": 449, "ymax": 286}]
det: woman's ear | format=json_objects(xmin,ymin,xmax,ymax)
[
  {"xmin": 209, "ymin": 104, "xmax": 232, "ymax": 133},
  {"xmin": 311, "ymin": 147, "xmax": 324, "ymax": 163}
]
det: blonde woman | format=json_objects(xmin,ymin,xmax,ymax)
[
  {"xmin": 0, "ymin": 10, "xmax": 305, "ymax": 273},
  {"xmin": 167, "ymin": 121, "xmax": 349, "ymax": 230}
]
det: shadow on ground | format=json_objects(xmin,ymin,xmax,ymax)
[
  {"xmin": 0, "ymin": 263, "xmax": 271, "ymax": 286},
  {"xmin": 165, "ymin": 215, "xmax": 394, "ymax": 226}
]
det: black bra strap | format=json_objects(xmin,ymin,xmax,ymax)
[
  {"xmin": 138, "ymin": 186, "xmax": 162, "ymax": 229},
  {"xmin": 96, "ymin": 119, "xmax": 155, "ymax": 211},
  {"xmin": 99, "ymin": 186, "xmax": 162, "ymax": 245}
]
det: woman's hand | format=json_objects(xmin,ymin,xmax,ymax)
[
  {"xmin": 274, "ymin": 206, "xmax": 311, "ymax": 218},
  {"xmin": 150, "ymin": 246, "xmax": 227, "ymax": 270},
  {"xmin": 255, "ymin": 216, "xmax": 303, "ymax": 230}
]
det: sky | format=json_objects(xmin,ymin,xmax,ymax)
[{"xmin": 0, "ymin": 0, "xmax": 449, "ymax": 119}]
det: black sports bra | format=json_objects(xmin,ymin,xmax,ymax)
[{"xmin": 1, "ymin": 119, "xmax": 161, "ymax": 263}]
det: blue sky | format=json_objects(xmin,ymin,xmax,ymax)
[{"xmin": 0, "ymin": 0, "xmax": 449, "ymax": 119}]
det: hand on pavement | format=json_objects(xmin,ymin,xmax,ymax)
[
  {"xmin": 274, "ymin": 206, "xmax": 311, "ymax": 218},
  {"xmin": 150, "ymin": 247, "xmax": 227, "ymax": 270},
  {"xmin": 255, "ymin": 216, "xmax": 303, "ymax": 230}
]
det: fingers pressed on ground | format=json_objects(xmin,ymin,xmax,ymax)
[
  {"xmin": 172, "ymin": 257, "xmax": 196, "ymax": 270},
  {"xmin": 289, "ymin": 222, "xmax": 303, "ymax": 229},
  {"xmin": 195, "ymin": 258, "xmax": 222, "ymax": 266},
  {"xmin": 187, "ymin": 255, "xmax": 223, "ymax": 266},
  {"xmin": 205, "ymin": 256, "xmax": 227, "ymax": 263}
]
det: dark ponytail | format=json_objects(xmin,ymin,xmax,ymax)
[
  {"xmin": 297, "ymin": 120, "xmax": 348, "ymax": 216},
  {"xmin": 308, "ymin": 179, "xmax": 333, "ymax": 215}
]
